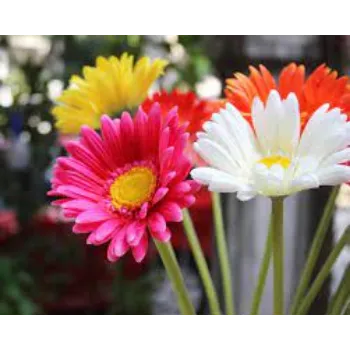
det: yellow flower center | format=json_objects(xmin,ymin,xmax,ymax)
[
  {"xmin": 110, "ymin": 166, "xmax": 157, "ymax": 210},
  {"xmin": 258, "ymin": 155, "xmax": 291, "ymax": 169}
]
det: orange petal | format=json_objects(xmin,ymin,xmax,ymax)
[
  {"xmin": 259, "ymin": 64, "xmax": 277, "ymax": 92},
  {"xmin": 279, "ymin": 63, "xmax": 297, "ymax": 99},
  {"xmin": 249, "ymin": 65, "xmax": 270, "ymax": 102}
]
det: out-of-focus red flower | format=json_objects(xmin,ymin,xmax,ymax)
[
  {"xmin": 25, "ymin": 205, "xmax": 114, "ymax": 312},
  {"xmin": 0, "ymin": 209, "xmax": 19, "ymax": 242}
]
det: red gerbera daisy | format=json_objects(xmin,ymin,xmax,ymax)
[{"xmin": 48, "ymin": 103, "xmax": 200, "ymax": 263}]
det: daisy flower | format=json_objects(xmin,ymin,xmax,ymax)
[
  {"xmin": 225, "ymin": 63, "xmax": 350, "ymax": 129},
  {"xmin": 191, "ymin": 89, "xmax": 350, "ymax": 200},
  {"xmin": 142, "ymin": 89, "xmax": 223, "ymax": 164},
  {"xmin": 52, "ymin": 53, "xmax": 168, "ymax": 134},
  {"xmin": 48, "ymin": 104, "xmax": 199, "ymax": 262}
]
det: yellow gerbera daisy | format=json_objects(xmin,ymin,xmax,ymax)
[{"xmin": 52, "ymin": 53, "xmax": 168, "ymax": 134}]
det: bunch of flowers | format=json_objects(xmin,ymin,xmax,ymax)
[{"xmin": 49, "ymin": 53, "xmax": 350, "ymax": 315}]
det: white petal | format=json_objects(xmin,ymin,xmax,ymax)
[
  {"xmin": 291, "ymin": 174, "xmax": 319, "ymax": 192},
  {"xmin": 194, "ymin": 140, "xmax": 238, "ymax": 174},
  {"xmin": 219, "ymin": 104, "xmax": 259, "ymax": 160},
  {"xmin": 202, "ymin": 121, "xmax": 246, "ymax": 170},
  {"xmin": 321, "ymin": 148, "xmax": 350, "ymax": 167},
  {"xmin": 264, "ymin": 90, "xmax": 284, "ymax": 153},
  {"xmin": 297, "ymin": 105, "xmax": 349, "ymax": 161},
  {"xmin": 278, "ymin": 93, "xmax": 300, "ymax": 156},
  {"xmin": 316, "ymin": 165, "xmax": 350, "ymax": 186},
  {"xmin": 191, "ymin": 167, "xmax": 250, "ymax": 193},
  {"xmin": 237, "ymin": 190, "xmax": 257, "ymax": 201},
  {"xmin": 252, "ymin": 96, "xmax": 269, "ymax": 154},
  {"xmin": 269, "ymin": 164, "xmax": 285, "ymax": 182}
]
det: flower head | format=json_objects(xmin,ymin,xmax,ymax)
[
  {"xmin": 48, "ymin": 104, "xmax": 199, "ymax": 262},
  {"xmin": 52, "ymin": 53, "xmax": 168, "ymax": 134},
  {"xmin": 142, "ymin": 89, "xmax": 223, "ymax": 164},
  {"xmin": 191, "ymin": 90, "xmax": 350, "ymax": 200},
  {"xmin": 225, "ymin": 63, "xmax": 350, "ymax": 129}
]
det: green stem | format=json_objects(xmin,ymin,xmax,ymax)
[
  {"xmin": 154, "ymin": 240, "xmax": 196, "ymax": 315},
  {"xmin": 250, "ymin": 218, "xmax": 273, "ymax": 315},
  {"xmin": 212, "ymin": 193, "xmax": 235, "ymax": 315},
  {"xmin": 183, "ymin": 209, "xmax": 221, "ymax": 315},
  {"xmin": 328, "ymin": 266, "xmax": 350, "ymax": 315},
  {"xmin": 290, "ymin": 186, "xmax": 340, "ymax": 314},
  {"xmin": 295, "ymin": 227, "xmax": 350, "ymax": 315},
  {"xmin": 271, "ymin": 197, "xmax": 284, "ymax": 315},
  {"xmin": 340, "ymin": 299, "xmax": 350, "ymax": 315}
]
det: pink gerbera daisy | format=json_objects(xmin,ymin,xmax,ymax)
[{"xmin": 48, "ymin": 103, "xmax": 200, "ymax": 263}]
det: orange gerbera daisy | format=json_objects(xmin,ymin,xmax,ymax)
[
  {"xmin": 225, "ymin": 63, "xmax": 350, "ymax": 130},
  {"xmin": 142, "ymin": 89, "xmax": 223, "ymax": 164}
]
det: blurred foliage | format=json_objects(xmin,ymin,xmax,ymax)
[
  {"xmin": 109, "ymin": 262, "xmax": 160, "ymax": 315},
  {"xmin": 0, "ymin": 256, "xmax": 39, "ymax": 314}
]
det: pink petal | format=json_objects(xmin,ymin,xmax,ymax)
[
  {"xmin": 151, "ymin": 227, "xmax": 171, "ymax": 242},
  {"xmin": 160, "ymin": 146, "xmax": 174, "ymax": 173},
  {"xmin": 164, "ymin": 106, "xmax": 178, "ymax": 127},
  {"xmin": 87, "ymin": 219, "xmax": 121, "ymax": 245},
  {"xmin": 126, "ymin": 221, "xmax": 146, "ymax": 246},
  {"xmin": 47, "ymin": 190, "xmax": 59, "ymax": 197},
  {"xmin": 148, "ymin": 213, "xmax": 166, "ymax": 234},
  {"xmin": 187, "ymin": 180, "xmax": 202, "ymax": 193},
  {"xmin": 147, "ymin": 103, "xmax": 161, "ymax": 153},
  {"xmin": 62, "ymin": 199, "xmax": 96, "ymax": 211},
  {"xmin": 62, "ymin": 209, "xmax": 78, "ymax": 218},
  {"xmin": 169, "ymin": 182, "xmax": 191, "ymax": 197},
  {"xmin": 80, "ymin": 126, "xmax": 115, "ymax": 170},
  {"xmin": 76, "ymin": 209, "xmax": 111, "ymax": 224},
  {"xmin": 107, "ymin": 226, "xmax": 128, "ymax": 262},
  {"xmin": 73, "ymin": 222, "xmax": 100, "ymax": 234},
  {"xmin": 159, "ymin": 202, "xmax": 183, "ymax": 222},
  {"xmin": 131, "ymin": 235, "xmax": 149, "ymax": 263},
  {"xmin": 57, "ymin": 158, "xmax": 105, "ymax": 185},
  {"xmin": 172, "ymin": 133, "xmax": 189, "ymax": 161},
  {"xmin": 55, "ymin": 170, "xmax": 104, "ymax": 196},
  {"xmin": 179, "ymin": 195, "xmax": 196, "ymax": 207},
  {"xmin": 51, "ymin": 199, "xmax": 70, "ymax": 206},
  {"xmin": 174, "ymin": 157, "xmax": 192, "ymax": 181},
  {"xmin": 134, "ymin": 108, "xmax": 148, "ymax": 158},
  {"xmin": 152, "ymin": 187, "xmax": 169, "ymax": 205},
  {"xmin": 159, "ymin": 127, "xmax": 170, "ymax": 154},
  {"xmin": 56, "ymin": 185, "xmax": 101, "ymax": 202},
  {"xmin": 139, "ymin": 202, "xmax": 149, "ymax": 219},
  {"xmin": 65, "ymin": 141, "xmax": 107, "ymax": 178},
  {"xmin": 120, "ymin": 112, "xmax": 135, "ymax": 160},
  {"xmin": 160, "ymin": 171, "xmax": 176, "ymax": 187},
  {"xmin": 100, "ymin": 115, "xmax": 123, "ymax": 162}
]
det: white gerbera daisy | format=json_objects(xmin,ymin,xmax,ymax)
[{"xmin": 191, "ymin": 90, "xmax": 350, "ymax": 201}]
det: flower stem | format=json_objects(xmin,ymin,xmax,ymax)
[
  {"xmin": 290, "ymin": 186, "xmax": 340, "ymax": 314},
  {"xmin": 154, "ymin": 240, "xmax": 196, "ymax": 315},
  {"xmin": 327, "ymin": 266, "xmax": 350, "ymax": 315},
  {"xmin": 271, "ymin": 197, "xmax": 284, "ymax": 315},
  {"xmin": 295, "ymin": 227, "xmax": 350, "ymax": 315},
  {"xmin": 250, "ymin": 218, "xmax": 273, "ymax": 315},
  {"xmin": 183, "ymin": 209, "xmax": 222, "ymax": 315},
  {"xmin": 212, "ymin": 193, "xmax": 235, "ymax": 315}
]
